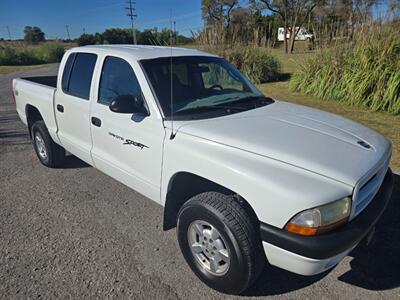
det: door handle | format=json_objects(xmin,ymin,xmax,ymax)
[
  {"xmin": 91, "ymin": 117, "xmax": 102, "ymax": 127},
  {"xmin": 57, "ymin": 104, "xmax": 64, "ymax": 113}
]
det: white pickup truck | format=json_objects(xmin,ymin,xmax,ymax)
[{"xmin": 13, "ymin": 45, "xmax": 393, "ymax": 294}]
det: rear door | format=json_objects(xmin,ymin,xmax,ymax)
[
  {"xmin": 89, "ymin": 55, "xmax": 165, "ymax": 202},
  {"xmin": 55, "ymin": 52, "xmax": 98, "ymax": 164}
]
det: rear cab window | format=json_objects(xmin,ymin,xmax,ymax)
[{"xmin": 61, "ymin": 52, "xmax": 97, "ymax": 100}]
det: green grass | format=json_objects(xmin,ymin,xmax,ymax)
[
  {"xmin": 268, "ymin": 48, "xmax": 312, "ymax": 75},
  {"xmin": 0, "ymin": 42, "xmax": 66, "ymax": 66},
  {"xmin": 0, "ymin": 64, "xmax": 50, "ymax": 74}
]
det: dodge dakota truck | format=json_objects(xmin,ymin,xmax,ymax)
[{"xmin": 13, "ymin": 45, "xmax": 394, "ymax": 294}]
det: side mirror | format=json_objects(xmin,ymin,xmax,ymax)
[{"xmin": 109, "ymin": 94, "xmax": 149, "ymax": 116}]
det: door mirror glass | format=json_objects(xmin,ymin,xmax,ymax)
[{"xmin": 109, "ymin": 94, "xmax": 149, "ymax": 115}]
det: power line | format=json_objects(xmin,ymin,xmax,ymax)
[{"xmin": 126, "ymin": 0, "xmax": 137, "ymax": 44}]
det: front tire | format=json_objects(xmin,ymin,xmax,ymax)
[
  {"xmin": 31, "ymin": 121, "xmax": 65, "ymax": 168},
  {"xmin": 177, "ymin": 192, "xmax": 265, "ymax": 294}
]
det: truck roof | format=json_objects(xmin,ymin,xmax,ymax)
[{"xmin": 71, "ymin": 45, "xmax": 217, "ymax": 61}]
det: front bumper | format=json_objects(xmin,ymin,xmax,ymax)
[{"xmin": 260, "ymin": 168, "xmax": 394, "ymax": 275}]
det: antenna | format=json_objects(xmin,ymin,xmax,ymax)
[{"xmin": 169, "ymin": 9, "xmax": 176, "ymax": 140}]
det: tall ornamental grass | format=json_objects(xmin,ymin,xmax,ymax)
[
  {"xmin": 289, "ymin": 26, "xmax": 400, "ymax": 114},
  {"xmin": 0, "ymin": 43, "xmax": 65, "ymax": 66}
]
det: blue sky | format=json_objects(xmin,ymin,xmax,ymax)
[
  {"xmin": 0, "ymin": 0, "xmax": 203, "ymax": 39},
  {"xmin": 0, "ymin": 0, "xmax": 390, "ymax": 40}
]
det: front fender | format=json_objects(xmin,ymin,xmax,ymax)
[{"xmin": 161, "ymin": 131, "xmax": 353, "ymax": 228}]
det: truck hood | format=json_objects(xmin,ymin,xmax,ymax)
[{"xmin": 176, "ymin": 101, "xmax": 391, "ymax": 186}]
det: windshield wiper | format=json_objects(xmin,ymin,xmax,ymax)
[{"xmin": 218, "ymin": 95, "xmax": 273, "ymax": 107}]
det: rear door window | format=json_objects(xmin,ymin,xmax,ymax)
[{"xmin": 63, "ymin": 53, "xmax": 97, "ymax": 100}]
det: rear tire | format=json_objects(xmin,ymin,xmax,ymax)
[
  {"xmin": 177, "ymin": 192, "xmax": 265, "ymax": 294},
  {"xmin": 31, "ymin": 121, "xmax": 65, "ymax": 168}
]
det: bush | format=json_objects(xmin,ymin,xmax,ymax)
[
  {"xmin": 34, "ymin": 43, "xmax": 65, "ymax": 63},
  {"xmin": 289, "ymin": 26, "xmax": 400, "ymax": 115},
  {"xmin": 0, "ymin": 46, "xmax": 41, "ymax": 65},
  {"xmin": 78, "ymin": 33, "xmax": 101, "ymax": 46},
  {"xmin": 225, "ymin": 47, "xmax": 281, "ymax": 84},
  {"xmin": 202, "ymin": 46, "xmax": 281, "ymax": 84},
  {"xmin": 0, "ymin": 43, "xmax": 65, "ymax": 66}
]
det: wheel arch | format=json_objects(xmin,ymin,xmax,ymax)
[
  {"xmin": 25, "ymin": 104, "xmax": 44, "ymax": 138},
  {"xmin": 163, "ymin": 171, "xmax": 259, "ymax": 231}
]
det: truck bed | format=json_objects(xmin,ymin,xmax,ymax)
[
  {"xmin": 20, "ymin": 76, "xmax": 57, "ymax": 88},
  {"xmin": 13, "ymin": 76, "xmax": 60, "ymax": 144}
]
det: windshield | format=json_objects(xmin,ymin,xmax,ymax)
[{"xmin": 140, "ymin": 56, "xmax": 272, "ymax": 120}]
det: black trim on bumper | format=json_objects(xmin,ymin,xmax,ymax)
[{"xmin": 260, "ymin": 169, "xmax": 394, "ymax": 260}]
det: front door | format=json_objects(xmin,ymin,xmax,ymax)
[{"xmin": 90, "ymin": 55, "xmax": 165, "ymax": 202}]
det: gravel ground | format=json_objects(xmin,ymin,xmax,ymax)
[{"xmin": 0, "ymin": 65, "xmax": 399, "ymax": 299}]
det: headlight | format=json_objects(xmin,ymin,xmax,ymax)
[{"xmin": 285, "ymin": 197, "xmax": 351, "ymax": 236}]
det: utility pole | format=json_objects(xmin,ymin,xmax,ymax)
[
  {"xmin": 83, "ymin": 27, "xmax": 86, "ymax": 35},
  {"xmin": 65, "ymin": 25, "xmax": 71, "ymax": 40},
  {"xmin": 126, "ymin": 0, "xmax": 137, "ymax": 44},
  {"xmin": 5, "ymin": 26, "xmax": 11, "ymax": 40},
  {"xmin": 173, "ymin": 21, "xmax": 176, "ymax": 45}
]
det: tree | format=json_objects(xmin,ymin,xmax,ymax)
[
  {"xmin": 77, "ymin": 33, "xmax": 99, "ymax": 46},
  {"xmin": 138, "ymin": 28, "xmax": 158, "ymax": 45},
  {"xmin": 348, "ymin": 0, "xmax": 380, "ymax": 39},
  {"xmin": 176, "ymin": 34, "xmax": 193, "ymax": 45},
  {"xmin": 24, "ymin": 26, "xmax": 45, "ymax": 43},
  {"xmin": 201, "ymin": 0, "xmax": 240, "ymax": 44},
  {"xmin": 76, "ymin": 27, "xmax": 193, "ymax": 47},
  {"xmin": 257, "ymin": 0, "xmax": 322, "ymax": 53},
  {"xmin": 388, "ymin": 0, "xmax": 400, "ymax": 20},
  {"xmin": 102, "ymin": 28, "xmax": 132, "ymax": 44},
  {"xmin": 202, "ymin": 0, "xmax": 239, "ymax": 28}
]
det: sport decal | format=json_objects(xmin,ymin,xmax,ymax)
[{"xmin": 109, "ymin": 132, "xmax": 149, "ymax": 150}]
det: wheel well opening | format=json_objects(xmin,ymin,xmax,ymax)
[
  {"xmin": 26, "ymin": 105, "xmax": 43, "ymax": 138},
  {"xmin": 163, "ymin": 172, "xmax": 259, "ymax": 230}
]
